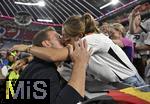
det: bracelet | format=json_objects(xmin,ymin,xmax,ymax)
[{"xmin": 26, "ymin": 45, "xmax": 33, "ymax": 53}]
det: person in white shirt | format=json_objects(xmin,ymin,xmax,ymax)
[
  {"xmin": 128, "ymin": 5, "xmax": 150, "ymax": 82},
  {"xmin": 128, "ymin": 5, "xmax": 150, "ymax": 50}
]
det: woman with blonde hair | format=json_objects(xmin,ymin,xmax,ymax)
[{"xmin": 109, "ymin": 23, "xmax": 134, "ymax": 62}]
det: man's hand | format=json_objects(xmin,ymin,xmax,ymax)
[
  {"xmin": 68, "ymin": 39, "xmax": 91, "ymax": 97},
  {"xmin": 69, "ymin": 39, "xmax": 91, "ymax": 66},
  {"xmin": 11, "ymin": 44, "xmax": 29, "ymax": 52}
]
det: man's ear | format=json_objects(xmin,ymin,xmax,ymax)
[{"xmin": 41, "ymin": 40, "xmax": 51, "ymax": 47}]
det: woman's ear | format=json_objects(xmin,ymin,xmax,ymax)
[
  {"xmin": 74, "ymin": 36, "xmax": 80, "ymax": 41},
  {"xmin": 73, "ymin": 33, "xmax": 84, "ymax": 41},
  {"xmin": 41, "ymin": 40, "xmax": 52, "ymax": 47},
  {"xmin": 79, "ymin": 33, "xmax": 84, "ymax": 38}
]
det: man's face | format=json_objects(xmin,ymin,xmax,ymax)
[{"xmin": 46, "ymin": 31, "xmax": 63, "ymax": 48}]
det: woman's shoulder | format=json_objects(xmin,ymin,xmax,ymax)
[{"xmin": 121, "ymin": 38, "xmax": 133, "ymax": 47}]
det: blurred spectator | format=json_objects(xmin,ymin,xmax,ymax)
[
  {"xmin": 110, "ymin": 23, "xmax": 134, "ymax": 62},
  {"xmin": 129, "ymin": 4, "xmax": 150, "ymax": 35},
  {"xmin": 100, "ymin": 22, "xmax": 110, "ymax": 37},
  {"xmin": 128, "ymin": 5, "xmax": 150, "ymax": 81},
  {"xmin": 126, "ymin": 30, "xmax": 150, "ymax": 78}
]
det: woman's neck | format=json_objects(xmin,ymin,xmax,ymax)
[{"xmin": 86, "ymin": 32, "xmax": 94, "ymax": 36}]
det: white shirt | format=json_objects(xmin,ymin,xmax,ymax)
[
  {"xmin": 126, "ymin": 31, "xmax": 150, "ymax": 57},
  {"xmin": 82, "ymin": 33, "xmax": 137, "ymax": 81},
  {"xmin": 141, "ymin": 18, "xmax": 150, "ymax": 45},
  {"xmin": 141, "ymin": 18, "xmax": 150, "ymax": 32}
]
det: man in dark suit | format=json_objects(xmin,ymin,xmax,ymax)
[{"xmin": 15, "ymin": 27, "xmax": 90, "ymax": 104}]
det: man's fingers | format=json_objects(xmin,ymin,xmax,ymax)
[
  {"xmin": 74, "ymin": 41, "xmax": 80, "ymax": 50},
  {"xmin": 79, "ymin": 39, "xmax": 84, "ymax": 49},
  {"xmin": 83, "ymin": 39, "xmax": 88, "ymax": 50}
]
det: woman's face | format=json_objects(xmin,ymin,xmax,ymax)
[
  {"xmin": 134, "ymin": 14, "xmax": 141, "ymax": 26},
  {"xmin": 61, "ymin": 27, "xmax": 80, "ymax": 46},
  {"xmin": 109, "ymin": 28, "xmax": 121, "ymax": 39},
  {"xmin": 61, "ymin": 28, "xmax": 73, "ymax": 46}
]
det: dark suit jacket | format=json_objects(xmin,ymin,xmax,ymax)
[{"xmin": 18, "ymin": 58, "xmax": 83, "ymax": 104}]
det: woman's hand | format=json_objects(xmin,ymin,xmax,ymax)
[{"xmin": 11, "ymin": 44, "xmax": 29, "ymax": 52}]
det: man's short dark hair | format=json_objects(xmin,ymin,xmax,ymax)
[{"xmin": 32, "ymin": 27, "xmax": 55, "ymax": 47}]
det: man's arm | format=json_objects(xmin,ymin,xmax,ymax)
[
  {"xmin": 54, "ymin": 39, "xmax": 90, "ymax": 104},
  {"xmin": 39, "ymin": 40, "xmax": 89, "ymax": 104},
  {"xmin": 68, "ymin": 40, "xmax": 90, "ymax": 97},
  {"xmin": 11, "ymin": 45, "xmax": 69, "ymax": 62}
]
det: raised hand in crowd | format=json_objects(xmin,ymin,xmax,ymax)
[{"xmin": 129, "ymin": 5, "xmax": 142, "ymax": 34}]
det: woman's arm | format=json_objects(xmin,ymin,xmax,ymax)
[
  {"xmin": 29, "ymin": 46, "xmax": 69, "ymax": 62},
  {"xmin": 12, "ymin": 45, "xmax": 69, "ymax": 62}
]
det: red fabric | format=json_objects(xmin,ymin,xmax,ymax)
[{"xmin": 107, "ymin": 90, "xmax": 150, "ymax": 104}]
